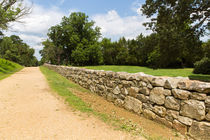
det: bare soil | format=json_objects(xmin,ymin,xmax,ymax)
[
  {"xmin": 69, "ymin": 86, "xmax": 184, "ymax": 139},
  {"xmin": 0, "ymin": 67, "xmax": 142, "ymax": 140}
]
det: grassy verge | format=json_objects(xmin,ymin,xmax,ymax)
[
  {"xmin": 0, "ymin": 58, "xmax": 23, "ymax": 80},
  {"xmin": 83, "ymin": 65, "xmax": 210, "ymax": 82},
  {"xmin": 40, "ymin": 66, "xmax": 173, "ymax": 140}
]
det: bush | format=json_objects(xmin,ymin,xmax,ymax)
[{"xmin": 193, "ymin": 57, "xmax": 210, "ymax": 74}]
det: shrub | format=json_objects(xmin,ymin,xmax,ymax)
[{"xmin": 193, "ymin": 57, "xmax": 210, "ymax": 74}]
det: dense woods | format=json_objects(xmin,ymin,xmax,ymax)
[
  {"xmin": 40, "ymin": 7, "xmax": 209, "ymax": 73},
  {"xmin": 0, "ymin": 35, "xmax": 38, "ymax": 66}
]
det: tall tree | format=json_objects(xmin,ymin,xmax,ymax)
[{"xmin": 141, "ymin": 0, "xmax": 209, "ymax": 68}]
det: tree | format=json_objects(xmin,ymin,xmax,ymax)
[
  {"xmin": 0, "ymin": 0, "xmax": 31, "ymax": 31},
  {"xmin": 43, "ymin": 12, "xmax": 102, "ymax": 66},
  {"xmin": 141, "ymin": 0, "xmax": 209, "ymax": 68},
  {"xmin": 0, "ymin": 35, "xmax": 38, "ymax": 66}
]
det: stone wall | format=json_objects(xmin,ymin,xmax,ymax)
[{"xmin": 44, "ymin": 64, "xmax": 210, "ymax": 140}]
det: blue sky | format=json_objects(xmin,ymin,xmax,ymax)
[{"xmin": 5, "ymin": 0, "xmax": 209, "ymax": 60}]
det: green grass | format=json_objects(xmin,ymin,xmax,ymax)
[
  {"xmin": 40, "ymin": 66, "xmax": 169, "ymax": 140},
  {"xmin": 0, "ymin": 58, "xmax": 23, "ymax": 80},
  {"xmin": 82, "ymin": 65, "xmax": 210, "ymax": 82}
]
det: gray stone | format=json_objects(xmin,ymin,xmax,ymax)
[
  {"xmin": 147, "ymin": 84, "xmax": 153, "ymax": 89},
  {"xmin": 121, "ymin": 88, "xmax": 128, "ymax": 95},
  {"xmin": 156, "ymin": 116, "xmax": 173, "ymax": 128},
  {"xmin": 153, "ymin": 105, "xmax": 166, "ymax": 117},
  {"xmin": 113, "ymin": 86, "xmax": 121, "ymax": 95},
  {"xmin": 205, "ymin": 96, "xmax": 210, "ymax": 105},
  {"xmin": 128, "ymin": 87, "xmax": 139, "ymax": 98},
  {"xmin": 166, "ymin": 110, "xmax": 179, "ymax": 122},
  {"xmin": 177, "ymin": 116, "xmax": 193, "ymax": 126},
  {"xmin": 114, "ymin": 99, "xmax": 124, "ymax": 107},
  {"xmin": 139, "ymin": 87, "xmax": 150, "ymax": 95},
  {"xmin": 164, "ymin": 96, "xmax": 180, "ymax": 111},
  {"xmin": 151, "ymin": 77, "xmax": 166, "ymax": 87},
  {"xmin": 139, "ymin": 81, "xmax": 147, "ymax": 87},
  {"xmin": 124, "ymin": 96, "xmax": 142, "ymax": 114},
  {"xmin": 172, "ymin": 89, "xmax": 191, "ymax": 100},
  {"xmin": 190, "ymin": 92, "xmax": 207, "ymax": 101},
  {"xmin": 137, "ymin": 94, "xmax": 148, "ymax": 103},
  {"xmin": 178, "ymin": 80, "xmax": 210, "ymax": 94},
  {"xmin": 180, "ymin": 100, "xmax": 205, "ymax": 121},
  {"xmin": 149, "ymin": 87, "xmax": 165, "ymax": 105},
  {"xmin": 206, "ymin": 111, "xmax": 210, "ymax": 121},
  {"xmin": 163, "ymin": 89, "xmax": 171, "ymax": 96},
  {"xmin": 189, "ymin": 121, "xmax": 210, "ymax": 140},
  {"xmin": 164, "ymin": 78, "xmax": 180, "ymax": 89},
  {"xmin": 142, "ymin": 103, "xmax": 153, "ymax": 111},
  {"xmin": 143, "ymin": 109, "xmax": 156, "ymax": 120}
]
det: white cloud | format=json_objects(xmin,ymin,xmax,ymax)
[
  {"xmin": 92, "ymin": 10, "xmax": 151, "ymax": 40},
  {"xmin": 4, "ymin": 1, "xmax": 68, "ymax": 60}
]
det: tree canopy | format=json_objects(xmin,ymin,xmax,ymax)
[
  {"xmin": 0, "ymin": 35, "xmax": 38, "ymax": 66},
  {"xmin": 0, "ymin": 0, "xmax": 30, "ymax": 31},
  {"xmin": 41, "ymin": 12, "xmax": 103, "ymax": 66}
]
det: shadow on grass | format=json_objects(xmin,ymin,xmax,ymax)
[{"xmin": 189, "ymin": 75, "xmax": 210, "ymax": 82}]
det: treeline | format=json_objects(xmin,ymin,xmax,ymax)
[
  {"xmin": 0, "ymin": 35, "xmax": 38, "ymax": 66},
  {"xmin": 40, "ymin": 12, "xmax": 209, "ymax": 74}
]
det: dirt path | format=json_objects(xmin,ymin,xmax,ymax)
[{"xmin": 0, "ymin": 67, "xmax": 142, "ymax": 140}]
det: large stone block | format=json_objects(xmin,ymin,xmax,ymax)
[
  {"xmin": 178, "ymin": 80, "xmax": 210, "ymax": 94},
  {"xmin": 124, "ymin": 96, "xmax": 142, "ymax": 114},
  {"xmin": 180, "ymin": 100, "xmax": 205, "ymax": 121},
  {"xmin": 164, "ymin": 96, "xmax": 180, "ymax": 111},
  {"xmin": 189, "ymin": 121, "xmax": 210, "ymax": 140},
  {"xmin": 190, "ymin": 92, "xmax": 207, "ymax": 101},
  {"xmin": 149, "ymin": 87, "xmax": 165, "ymax": 105},
  {"xmin": 172, "ymin": 89, "xmax": 191, "ymax": 100}
]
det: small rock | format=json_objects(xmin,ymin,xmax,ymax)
[
  {"xmin": 143, "ymin": 109, "xmax": 156, "ymax": 120},
  {"xmin": 114, "ymin": 99, "xmax": 124, "ymax": 107},
  {"xmin": 153, "ymin": 105, "xmax": 166, "ymax": 117},
  {"xmin": 149, "ymin": 87, "xmax": 165, "ymax": 105},
  {"xmin": 113, "ymin": 86, "xmax": 121, "ymax": 95},
  {"xmin": 151, "ymin": 77, "xmax": 166, "ymax": 87},
  {"xmin": 128, "ymin": 87, "xmax": 139, "ymax": 98},
  {"xmin": 172, "ymin": 89, "xmax": 191, "ymax": 100},
  {"xmin": 166, "ymin": 110, "xmax": 179, "ymax": 122},
  {"xmin": 165, "ymin": 96, "xmax": 180, "ymax": 111},
  {"xmin": 177, "ymin": 116, "xmax": 193, "ymax": 126},
  {"xmin": 206, "ymin": 111, "xmax": 210, "ymax": 121},
  {"xmin": 164, "ymin": 78, "xmax": 180, "ymax": 89},
  {"xmin": 137, "ymin": 94, "xmax": 148, "ymax": 103},
  {"xmin": 139, "ymin": 87, "xmax": 150, "ymax": 95}
]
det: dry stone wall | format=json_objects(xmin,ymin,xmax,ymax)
[{"xmin": 44, "ymin": 64, "xmax": 210, "ymax": 140}]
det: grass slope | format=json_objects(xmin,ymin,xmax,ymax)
[
  {"xmin": 83, "ymin": 65, "xmax": 210, "ymax": 82},
  {"xmin": 0, "ymin": 58, "xmax": 23, "ymax": 80}
]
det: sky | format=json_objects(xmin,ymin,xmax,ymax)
[{"xmin": 4, "ymin": 0, "xmax": 209, "ymax": 60}]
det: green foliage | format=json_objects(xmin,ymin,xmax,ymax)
[
  {"xmin": 141, "ymin": 0, "xmax": 208, "ymax": 68},
  {"xmin": 41, "ymin": 12, "xmax": 102, "ymax": 66},
  {"xmin": 193, "ymin": 57, "xmax": 210, "ymax": 74},
  {"xmin": 0, "ymin": 35, "xmax": 38, "ymax": 66},
  {"xmin": 0, "ymin": 0, "xmax": 30, "ymax": 31},
  {"xmin": 0, "ymin": 58, "xmax": 23, "ymax": 80}
]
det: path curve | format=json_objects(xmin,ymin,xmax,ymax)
[{"xmin": 0, "ymin": 67, "xmax": 141, "ymax": 140}]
